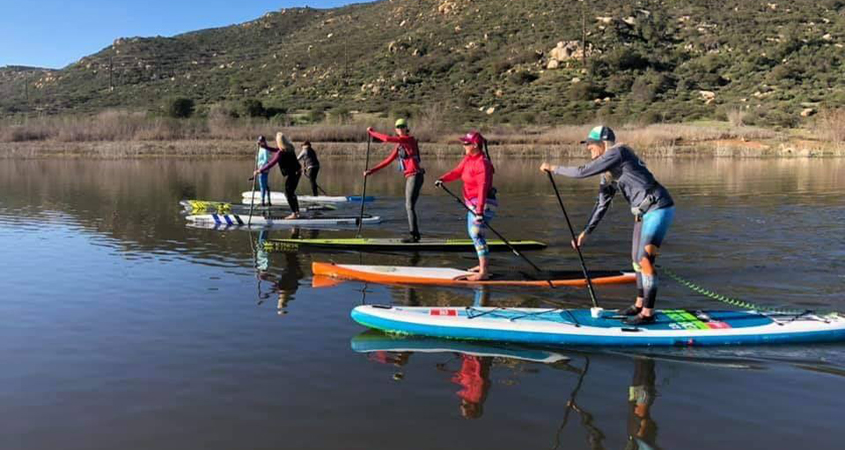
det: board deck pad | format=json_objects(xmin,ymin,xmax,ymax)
[
  {"xmin": 351, "ymin": 305, "xmax": 845, "ymax": 347},
  {"xmin": 312, "ymin": 262, "xmax": 635, "ymax": 287},
  {"xmin": 180, "ymin": 200, "xmax": 335, "ymax": 213},
  {"xmin": 265, "ymin": 237, "xmax": 547, "ymax": 252}
]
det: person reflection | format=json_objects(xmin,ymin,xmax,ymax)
[
  {"xmin": 367, "ymin": 351, "xmax": 412, "ymax": 381},
  {"xmin": 275, "ymin": 249, "xmax": 304, "ymax": 315},
  {"xmin": 451, "ymin": 354, "xmax": 492, "ymax": 419},
  {"xmin": 626, "ymin": 357, "xmax": 660, "ymax": 450}
]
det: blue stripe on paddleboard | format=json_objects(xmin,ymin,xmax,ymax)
[
  {"xmin": 212, "ymin": 214, "xmax": 222, "ymax": 225},
  {"xmin": 350, "ymin": 309, "xmax": 845, "ymax": 347},
  {"xmin": 347, "ymin": 196, "xmax": 375, "ymax": 203},
  {"xmin": 223, "ymin": 215, "xmax": 234, "ymax": 226}
]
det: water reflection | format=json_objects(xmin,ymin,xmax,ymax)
[
  {"xmin": 252, "ymin": 228, "xmax": 318, "ymax": 314},
  {"xmin": 351, "ymin": 331, "xmax": 572, "ymax": 420},
  {"xmin": 351, "ymin": 328, "xmax": 668, "ymax": 446}
]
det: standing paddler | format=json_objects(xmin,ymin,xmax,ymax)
[
  {"xmin": 255, "ymin": 135, "xmax": 273, "ymax": 207},
  {"xmin": 254, "ymin": 132, "xmax": 302, "ymax": 220},
  {"xmin": 364, "ymin": 118, "xmax": 426, "ymax": 243},
  {"xmin": 297, "ymin": 141, "xmax": 321, "ymax": 196},
  {"xmin": 435, "ymin": 131, "xmax": 496, "ymax": 281},
  {"xmin": 541, "ymin": 126, "xmax": 675, "ymax": 325}
]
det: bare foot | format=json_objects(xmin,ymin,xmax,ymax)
[
  {"xmin": 454, "ymin": 272, "xmax": 489, "ymax": 281},
  {"xmin": 467, "ymin": 265, "xmax": 481, "ymax": 273},
  {"xmin": 465, "ymin": 272, "xmax": 489, "ymax": 281},
  {"xmin": 284, "ymin": 212, "xmax": 300, "ymax": 220}
]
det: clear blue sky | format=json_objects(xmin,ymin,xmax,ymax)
[{"xmin": 0, "ymin": 0, "xmax": 358, "ymax": 69}]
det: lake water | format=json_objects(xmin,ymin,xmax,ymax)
[{"xmin": 1, "ymin": 157, "xmax": 843, "ymax": 450}]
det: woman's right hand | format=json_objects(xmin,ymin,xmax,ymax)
[
  {"xmin": 571, "ymin": 231, "xmax": 587, "ymax": 250},
  {"xmin": 540, "ymin": 162, "xmax": 555, "ymax": 173},
  {"xmin": 363, "ymin": 170, "xmax": 371, "ymax": 177}
]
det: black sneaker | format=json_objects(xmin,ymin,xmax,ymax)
[
  {"xmin": 624, "ymin": 314, "xmax": 656, "ymax": 326},
  {"xmin": 619, "ymin": 304, "xmax": 642, "ymax": 316}
]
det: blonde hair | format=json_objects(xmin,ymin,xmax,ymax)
[{"xmin": 276, "ymin": 132, "xmax": 295, "ymax": 151}]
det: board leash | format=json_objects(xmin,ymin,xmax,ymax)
[{"xmin": 660, "ymin": 266, "xmax": 827, "ymax": 316}]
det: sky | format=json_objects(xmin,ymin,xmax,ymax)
[{"xmin": 0, "ymin": 0, "xmax": 357, "ymax": 69}]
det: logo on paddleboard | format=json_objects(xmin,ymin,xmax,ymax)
[{"xmin": 373, "ymin": 266, "xmax": 398, "ymax": 273}]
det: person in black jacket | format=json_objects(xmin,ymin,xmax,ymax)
[
  {"xmin": 297, "ymin": 141, "xmax": 321, "ymax": 196},
  {"xmin": 254, "ymin": 132, "xmax": 302, "ymax": 219}
]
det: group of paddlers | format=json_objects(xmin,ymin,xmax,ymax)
[{"xmin": 254, "ymin": 120, "xmax": 674, "ymax": 325}]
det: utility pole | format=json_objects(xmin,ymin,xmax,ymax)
[{"xmin": 581, "ymin": 0, "xmax": 588, "ymax": 71}]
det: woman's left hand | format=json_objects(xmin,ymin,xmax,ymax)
[{"xmin": 540, "ymin": 162, "xmax": 555, "ymax": 173}]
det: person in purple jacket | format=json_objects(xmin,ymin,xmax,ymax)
[{"xmin": 254, "ymin": 132, "xmax": 302, "ymax": 220}]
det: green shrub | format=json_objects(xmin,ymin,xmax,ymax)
[
  {"xmin": 508, "ymin": 71, "xmax": 539, "ymax": 85},
  {"xmin": 242, "ymin": 99, "xmax": 266, "ymax": 118},
  {"xmin": 165, "ymin": 97, "xmax": 195, "ymax": 118},
  {"xmin": 568, "ymin": 82, "xmax": 603, "ymax": 101}
]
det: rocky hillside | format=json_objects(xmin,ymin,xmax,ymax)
[{"xmin": 2, "ymin": 0, "xmax": 844, "ymax": 126}]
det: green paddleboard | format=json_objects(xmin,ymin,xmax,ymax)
[{"xmin": 265, "ymin": 238, "xmax": 547, "ymax": 252}]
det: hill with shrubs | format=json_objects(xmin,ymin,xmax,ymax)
[{"xmin": 2, "ymin": 0, "xmax": 845, "ymax": 128}]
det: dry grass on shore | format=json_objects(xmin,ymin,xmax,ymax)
[{"xmin": 1, "ymin": 109, "xmax": 843, "ymax": 158}]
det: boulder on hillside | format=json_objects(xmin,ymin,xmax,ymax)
[
  {"xmin": 699, "ymin": 90, "xmax": 716, "ymax": 104},
  {"xmin": 546, "ymin": 41, "xmax": 591, "ymax": 69}
]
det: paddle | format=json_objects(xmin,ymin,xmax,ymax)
[
  {"xmin": 316, "ymin": 182, "xmax": 329, "ymax": 196},
  {"xmin": 356, "ymin": 134, "xmax": 372, "ymax": 237},
  {"xmin": 247, "ymin": 140, "xmax": 261, "ymax": 226},
  {"xmin": 436, "ymin": 183, "xmax": 552, "ymax": 287},
  {"xmin": 544, "ymin": 170, "xmax": 600, "ymax": 311}
]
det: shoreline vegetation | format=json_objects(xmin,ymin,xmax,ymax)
[{"xmin": 1, "ymin": 110, "xmax": 843, "ymax": 158}]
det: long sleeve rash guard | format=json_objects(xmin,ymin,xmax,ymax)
[
  {"xmin": 554, "ymin": 144, "xmax": 673, "ymax": 234},
  {"xmin": 439, "ymin": 152, "xmax": 494, "ymax": 215},
  {"xmin": 258, "ymin": 145, "xmax": 301, "ymax": 177},
  {"xmin": 367, "ymin": 130, "xmax": 423, "ymax": 177}
]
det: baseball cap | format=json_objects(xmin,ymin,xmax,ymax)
[
  {"xmin": 580, "ymin": 126, "xmax": 616, "ymax": 144},
  {"xmin": 458, "ymin": 131, "xmax": 485, "ymax": 147}
]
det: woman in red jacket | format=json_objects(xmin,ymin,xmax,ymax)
[
  {"xmin": 435, "ymin": 131, "xmax": 496, "ymax": 281},
  {"xmin": 365, "ymin": 118, "xmax": 425, "ymax": 243}
]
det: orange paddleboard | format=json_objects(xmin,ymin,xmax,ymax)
[{"xmin": 312, "ymin": 262, "xmax": 635, "ymax": 287}]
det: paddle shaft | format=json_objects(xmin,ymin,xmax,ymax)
[
  {"xmin": 247, "ymin": 144, "xmax": 260, "ymax": 226},
  {"xmin": 545, "ymin": 170, "xmax": 599, "ymax": 308},
  {"xmin": 438, "ymin": 184, "xmax": 550, "ymax": 283},
  {"xmin": 356, "ymin": 135, "xmax": 372, "ymax": 237}
]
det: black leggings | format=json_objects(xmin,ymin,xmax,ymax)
[
  {"xmin": 285, "ymin": 172, "xmax": 301, "ymax": 213},
  {"xmin": 305, "ymin": 166, "xmax": 320, "ymax": 196}
]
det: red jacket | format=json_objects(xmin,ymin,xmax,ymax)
[
  {"xmin": 367, "ymin": 130, "xmax": 423, "ymax": 177},
  {"xmin": 438, "ymin": 152, "xmax": 494, "ymax": 215}
]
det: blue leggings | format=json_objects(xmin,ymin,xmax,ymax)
[
  {"xmin": 466, "ymin": 203, "xmax": 496, "ymax": 258},
  {"xmin": 632, "ymin": 206, "xmax": 675, "ymax": 309},
  {"xmin": 258, "ymin": 173, "xmax": 270, "ymax": 203}
]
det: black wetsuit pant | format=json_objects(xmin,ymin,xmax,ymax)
[
  {"xmin": 405, "ymin": 172, "xmax": 424, "ymax": 238},
  {"xmin": 305, "ymin": 166, "xmax": 320, "ymax": 196},
  {"xmin": 285, "ymin": 172, "xmax": 301, "ymax": 213}
]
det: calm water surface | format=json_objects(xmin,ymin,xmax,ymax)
[{"xmin": 1, "ymin": 157, "xmax": 843, "ymax": 450}]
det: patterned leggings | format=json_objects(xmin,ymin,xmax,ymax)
[{"xmin": 466, "ymin": 202, "xmax": 496, "ymax": 258}]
